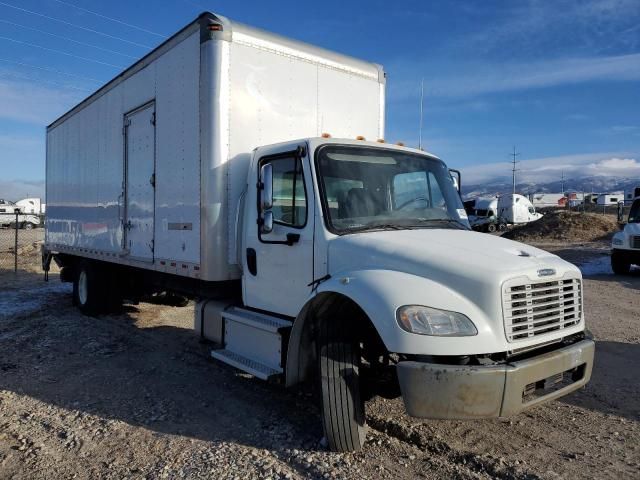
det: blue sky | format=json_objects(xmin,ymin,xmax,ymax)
[{"xmin": 1, "ymin": 0, "xmax": 639, "ymax": 198}]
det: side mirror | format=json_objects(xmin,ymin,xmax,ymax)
[
  {"xmin": 619, "ymin": 222, "xmax": 627, "ymax": 231},
  {"xmin": 617, "ymin": 201, "xmax": 625, "ymax": 223},
  {"xmin": 259, "ymin": 163, "xmax": 273, "ymax": 234},
  {"xmin": 449, "ymin": 168, "xmax": 461, "ymax": 194},
  {"xmin": 262, "ymin": 210, "xmax": 273, "ymax": 234},
  {"xmin": 260, "ymin": 163, "xmax": 273, "ymax": 211}
]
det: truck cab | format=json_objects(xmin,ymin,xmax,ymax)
[
  {"xmin": 611, "ymin": 197, "xmax": 640, "ymax": 274},
  {"xmin": 204, "ymin": 137, "xmax": 595, "ymax": 451}
]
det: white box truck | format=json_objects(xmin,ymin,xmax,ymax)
[{"xmin": 43, "ymin": 12, "xmax": 594, "ymax": 452}]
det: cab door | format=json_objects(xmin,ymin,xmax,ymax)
[{"xmin": 242, "ymin": 144, "xmax": 315, "ymax": 317}]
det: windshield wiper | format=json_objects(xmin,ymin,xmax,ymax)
[
  {"xmin": 347, "ymin": 223, "xmax": 414, "ymax": 233},
  {"xmin": 416, "ymin": 218, "xmax": 470, "ymax": 230}
]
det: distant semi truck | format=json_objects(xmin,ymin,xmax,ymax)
[
  {"xmin": 16, "ymin": 197, "xmax": 44, "ymax": 215},
  {"xmin": 42, "ymin": 12, "xmax": 594, "ymax": 452},
  {"xmin": 498, "ymin": 194, "xmax": 543, "ymax": 224}
]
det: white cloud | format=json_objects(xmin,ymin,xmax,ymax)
[
  {"xmin": 388, "ymin": 53, "xmax": 640, "ymax": 101},
  {"xmin": 460, "ymin": 0, "xmax": 640, "ymax": 56},
  {"xmin": 0, "ymin": 76, "xmax": 82, "ymax": 125},
  {"xmin": 0, "ymin": 134, "xmax": 45, "ymax": 175},
  {"xmin": 462, "ymin": 152, "xmax": 640, "ymax": 184},
  {"xmin": 588, "ymin": 157, "xmax": 640, "ymax": 171},
  {"xmin": 0, "ymin": 179, "xmax": 45, "ymax": 202}
]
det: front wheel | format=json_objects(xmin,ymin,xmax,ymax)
[
  {"xmin": 24, "ymin": 222, "xmax": 34, "ymax": 230},
  {"xmin": 487, "ymin": 223, "xmax": 497, "ymax": 233},
  {"xmin": 318, "ymin": 320, "xmax": 366, "ymax": 452},
  {"xmin": 611, "ymin": 250, "xmax": 631, "ymax": 275}
]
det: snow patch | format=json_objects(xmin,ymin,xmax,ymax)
[{"xmin": 0, "ymin": 282, "xmax": 72, "ymax": 320}]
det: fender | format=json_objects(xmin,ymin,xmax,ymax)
[{"xmin": 285, "ymin": 268, "xmax": 497, "ymax": 386}]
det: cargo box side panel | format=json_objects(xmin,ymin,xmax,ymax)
[
  {"xmin": 46, "ymin": 31, "xmax": 201, "ymax": 272},
  {"xmin": 46, "ymin": 90, "xmax": 121, "ymax": 252},
  {"xmin": 154, "ymin": 31, "xmax": 201, "ymax": 266}
]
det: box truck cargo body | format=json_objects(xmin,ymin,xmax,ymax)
[
  {"xmin": 44, "ymin": 12, "xmax": 594, "ymax": 453},
  {"xmin": 46, "ymin": 12, "xmax": 384, "ymax": 282}
]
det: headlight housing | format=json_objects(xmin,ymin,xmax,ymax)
[
  {"xmin": 396, "ymin": 305, "xmax": 477, "ymax": 336},
  {"xmin": 613, "ymin": 237, "xmax": 624, "ymax": 246}
]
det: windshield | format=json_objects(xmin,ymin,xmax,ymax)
[
  {"xmin": 629, "ymin": 200, "xmax": 640, "ymax": 223},
  {"xmin": 316, "ymin": 145, "xmax": 468, "ymax": 234}
]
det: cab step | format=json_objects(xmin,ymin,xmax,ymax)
[
  {"xmin": 222, "ymin": 307, "xmax": 291, "ymax": 333},
  {"xmin": 211, "ymin": 349, "xmax": 281, "ymax": 381},
  {"xmin": 210, "ymin": 307, "xmax": 291, "ymax": 380}
]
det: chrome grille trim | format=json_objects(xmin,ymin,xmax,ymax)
[{"xmin": 502, "ymin": 275, "xmax": 582, "ymax": 342}]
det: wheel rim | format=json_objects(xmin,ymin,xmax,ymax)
[{"xmin": 78, "ymin": 270, "xmax": 88, "ymax": 305}]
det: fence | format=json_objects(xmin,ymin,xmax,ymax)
[{"xmin": 0, "ymin": 212, "xmax": 45, "ymax": 273}]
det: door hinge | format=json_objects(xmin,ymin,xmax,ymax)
[
  {"xmin": 151, "ymin": 112, "xmax": 156, "ymax": 126},
  {"xmin": 149, "ymin": 173, "xmax": 156, "ymax": 188},
  {"xmin": 122, "ymin": 119, "xmax": 131, "ymax": 135}
]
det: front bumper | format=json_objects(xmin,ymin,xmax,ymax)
[{"xmin": 396, "ymin": 339, "xmax": 595, "ymax": 419}]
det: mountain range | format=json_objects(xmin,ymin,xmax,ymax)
[{"xmin": 462, "ymin": 175, "xmax": 640, "ymax": 199}]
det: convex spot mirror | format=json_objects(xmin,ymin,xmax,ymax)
[{"xmin": 259, "ymin": 163, "xmax": 273, "ymax": 234}]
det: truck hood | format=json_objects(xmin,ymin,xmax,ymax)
[
  {"xmin": 327, "ymin": 229, "xmax": 580, "ymax": 328},
  {"xmin": 328, "ymin": 229, "xmax": 574, "ymax": 280}
]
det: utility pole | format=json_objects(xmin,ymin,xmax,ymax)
[
  {"xmin": 510, "ymin": 146, "xmax": 519, "ymax": 195},
  {"xmin": 418, "ymin": 78, "xmax": 424, "ymax": 150}
]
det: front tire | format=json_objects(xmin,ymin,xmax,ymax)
[
  {"xmin": 318, "ymin": 320, "xmax": 366, "ymax": 452},
  {"xmin": 487, "ymin": 223, "xmax": 497, "ymax": 233},
  {"xmin": 611, "ymin": 250, "xmax": 631, "ymax": 275}
]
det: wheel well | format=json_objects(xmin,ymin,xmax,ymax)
[{"xmin": 285, "ymin": 292, "xmax": 387, "ymax": 387}]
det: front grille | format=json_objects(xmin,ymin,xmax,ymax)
[
  {"xmin": 503, "ymin": 276, "xmax": 582, "ymax": 342},
  {"xmin": 632, "ymin": 236, "xmax": 640, "ymax": 249}
]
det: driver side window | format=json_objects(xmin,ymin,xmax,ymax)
[{"xmin": 265, "ymin": 156, "xmax": 307, "ymax": 228}]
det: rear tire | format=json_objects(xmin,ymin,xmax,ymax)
[
  {"xmin": 24, "ymin": 222, "xmax": 33, "ymax": 230},
  {"xmin": 73, "ymin": 260, "xmax": 106, "ymax": 315},
  {"xmin": 318, "ymin": 319, "xmax": 366, "ymax": 452},
  {"xmin": 611, "ymin": 250, "xmax": 631, "ymax": 275},
  {"xmin": 487, "ymin": 223, "xmax": 497, "ymax": 233}
]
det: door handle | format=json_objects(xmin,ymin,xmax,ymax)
[
  {"xmin": 246, "ymin": 248, "xmax": 257, "ymax": 276},
  {"xmin": 286, "ymin": 233, "xmax": 300, "ymax": 246}
]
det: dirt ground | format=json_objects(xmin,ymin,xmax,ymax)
[
  {"xmin": 1, "ymin": 243, "xmax": 639, "ymax": 480},
  {"xmin": 502, "ymin": 211, "xmax": 620, "ymax": 243}
]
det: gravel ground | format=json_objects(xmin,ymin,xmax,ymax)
[{"xmin": 0, "ymin": 243, "xmax": 638, "ymax": 479}]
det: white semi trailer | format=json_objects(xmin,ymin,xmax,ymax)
[{"xmin": 44, "ymin": 12, "xmax": 594, "ymax": 452}]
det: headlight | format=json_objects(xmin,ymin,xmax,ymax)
[
  {"xmin": 613, "ymin": 237, "xmax": 624, "ymax": 246},
  {"xmin": 396, "ymin": 305, "xmax": 477, "ymax": 336}
]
